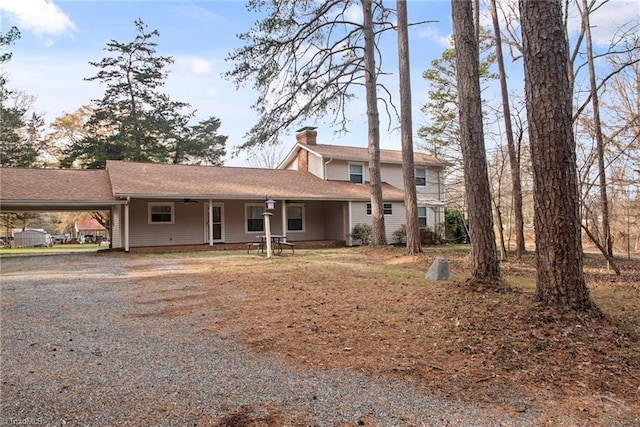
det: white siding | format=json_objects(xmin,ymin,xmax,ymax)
[
  {"xmin": 416, "ymin": 167, "xmax": 444, "ymax": 202},
  {"xmin": 349, "ymin": 201, "xmax": 405, "ymax": 244},
  {"xmin": 308, "ymin": 153, "xmax": 323, "ymax": 178},
  {"xmin": 111, "ymin": 205, "xmax": 122, "ymax": 248},
  {"xmin": 384, "ymin": 202, "xmax": 407, "ymax": 242}
]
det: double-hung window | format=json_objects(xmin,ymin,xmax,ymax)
[
  {"xmin": 417, "ymin": 206, "xmax": 428, "ymax": 227},
  {"xmin": 366, "ymin": 203, "xmax": 393, "ymax": 215},
  {"xmin": 245, "ymin": 204, "xmax": 264, "ymax": 233},
  {"xmin": 148, "ymin": 202, "xmax": 174, "ymax": 224},
  {"xmin": 415, "ymin": 168, "xmax": 426, "ymax": 186},
  {"xmin": 287, "ymin": 204, "xmax": 304, "ymax": 232},
  {"xmin": 349, "ymin": 163, "xmax": 364, "ymax": 184}
]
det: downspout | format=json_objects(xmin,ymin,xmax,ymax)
[
  {"xmin": 323, "ymin": 158, "xmax": 333, "ymax": 180},
  {"xmin": 208, "ymin": 199, "xmax": 214, "ymax": 246},
  {"xmin": 124, "ymin": 196, "xmax": 130, "ymax": 253}
]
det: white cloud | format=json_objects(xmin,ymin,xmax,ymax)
[
  {"xmin": 416, "ymin": 26, "xmax": 451, "ymax": 48},
  {"xmin": 588, "ymin": 1, "xmax": 639, "ymax": 46},
  {"xmin": 174, "ymin": 56, "xmax": 214, "ymax": 75},
  {"xmin": 0, "ymin": 0, "xmax": 74, "ymax": 38}
]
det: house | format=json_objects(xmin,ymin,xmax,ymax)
[
  {"xmin": 75, "ymin": 218, "xmax": 108, "ymax": 243},
  {"xmin": 0, "ymin": 128, "xmax": 446, "ymax": 251}
]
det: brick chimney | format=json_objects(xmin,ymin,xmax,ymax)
[{"xmin": 296, "ymin": 126, "xmax": 317, "ymax": 145}]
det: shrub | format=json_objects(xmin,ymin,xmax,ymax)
[
  {"xmin": 350, "ymin": 223, "xmax": 372, "ymax": 246},
  {"xmin": 444, "ymin": 209, "xmax": 469, "ymax": 243},
  {"xmin": 420, "ymin": 224, "xmax": 446, "ymax": 246},
  {"xmin": 392, "ymin": 224, "xmax": 407, "ymax": 244}
]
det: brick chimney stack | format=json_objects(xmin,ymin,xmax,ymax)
[
  {"xmin": 296, "ymin": 126, "xmax": 317, "ymax": 146},
  {"xmin": 295, "ymin": 127, "xmax": 317, "ymax": 171}
]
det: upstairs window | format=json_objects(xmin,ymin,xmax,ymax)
[
  {"xmin": 245, "ymin": 204, "xmax": 264, "ymax": 233},
  {"xmin": 415, "ymin": 168, "xmax": 426, "ymax": 186},
  {"xmin": 366, "ymin": 203, "xmax": 393, "ymax": 215},
  {"xmin": 349, "ymin": 163, "xmax": 364, "ymax": 184},
  {"xmin": 148, "ymin": 202, "xmax": 174, "ymax": 224}
]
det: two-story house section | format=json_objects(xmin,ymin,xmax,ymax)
[{"xmin": 279, "ymin": 127, "xmax": 448, "ymax": 243}]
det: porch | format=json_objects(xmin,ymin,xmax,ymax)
[{"xmin": 124, "ymin": 239, "xmax": 346, "ymax": 253}]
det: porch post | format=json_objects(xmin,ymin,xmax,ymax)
[
  {"xmin": 208, "ymin": 199, "xmax": 214, "ymax": 246},
  {"xmin": 281, "ymin": 200, "xmax": 287, "ymax": 240},
  {"xmin": 124, "ymin": 196, "xmax": 130, "ymax": 252}
]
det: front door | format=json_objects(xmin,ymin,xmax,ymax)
[{"xmin": 204, "ymin": 203, "xmax": 224, "ymax": 243}]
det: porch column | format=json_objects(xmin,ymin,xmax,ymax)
[
  {"xmin": 208, "ymin": 199, "xmax": 214, "ymax": 246},
  {"xmin": 347, "ymin": 201, "xmax": 353, "ymax": 246},
  {"xmin": 281, "ymin": 200, "xmax": 287, "ymax": 240},
  {"xmin": 124, "ymin": 196, "xmax": 130, "ymax": 252}
]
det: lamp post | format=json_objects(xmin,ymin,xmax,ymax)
[{"xmin": 263, "ymin": 197, "xmax": 276, "ymax": 258}]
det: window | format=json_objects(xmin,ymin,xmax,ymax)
[
  {"xmin": 287, "ymin": 204, "xmax": 305, "ymax": 232},
  {"xmin": 245, "ymin": 204, "xmax": 264, "ymax": 233},
  {"xmin": 349, "ymin": 163, "xmax": 364, "ymax": 184},
  {"xmin": 148, "ymin": 202, "xmax": 174, "ymax": 224},
  {"xmin": 415, "ymin": 169, "xmax": 426, "ymax": 186},
  {"xmin": 366, "ymin": 203, "xmax": 393, "ymax": 215},
  {"xmin": 418, "ymin": 206, "xmax": 428, "ymax": 227}
]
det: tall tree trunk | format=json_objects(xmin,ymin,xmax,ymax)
[
  {"xmin": 362, "ymin": 0, "xmax": 386, "ymax": 245},
  {"xmin": 451, "ymin": 0, "xmax": 501, "ymax": 282},
  {"xmin": 582, "ymin": 0, "xmax": 615, "ymax": 262},
  {"xmin": 489, "ymin": 0, "xmax": 526, "ymax": 259},
  {"xmin": 396, "ymin": 0, "xmax": 421, "ymax": 255},
  {"xmin": 519, "ymin": 0, "xmax": 594, "ymax": 310}
]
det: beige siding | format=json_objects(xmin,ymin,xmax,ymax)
[
  {"xmin": 271, "ymin": 200, "xmax": 326, "ymax": 241},
  {"xmin": 220, "ymin": 201, "xmax": 248, "ymax": 243},
  {"xmin": 128, "ymin": 199, "xmax": 206, "ymax": 247},
  {"xmin": 308, "ymin": 153, "xmax": 324, "ymax": 178},
  {"xmin": 325, "ymin": 159, "xmax": 370, "ymax": 183},
  {"xmin": 380, "ymin": 164, "xmax": 403, "ymax": 188},
  {"xmin": 324, "ymin": 201, "xmax": 348, "ymax": 241},
  {"xmin": 416, "ymin": 168, "xmax": 444, "ymax": 201},
  {"xmin": 385, "ymin": 202, "xmax": 407, "ymax": 243},
  {"xmin": 349, "ymin": 201, "xmax": 405, "ymax": 244},
  {"xmin": 280, "ymin": 156, "xmax": 298, "ymax": 170}
]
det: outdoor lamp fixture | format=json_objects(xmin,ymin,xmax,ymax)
[{"xmin": 265, "ymin": 197, "xmax": 276, "ymax": 210}]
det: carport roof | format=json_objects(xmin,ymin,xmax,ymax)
[
  {"xmin": 106, "ymin": 160, "xmax": 405, "ymax": 201},
  {"xmin": 0, "ymin": 168, "xmax": 120, "ymax": 211}
]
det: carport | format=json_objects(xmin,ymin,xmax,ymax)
[{"xmin": 0, "ymin": 168, "xmax": 126, "ymax": 249}]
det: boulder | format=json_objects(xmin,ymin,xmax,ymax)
[{"xmin": 425, "ymin": 257, "xmax": 450, "ymax": 280}]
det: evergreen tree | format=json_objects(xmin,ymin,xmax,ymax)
[
  {"xmin": 62, "ymin": 19, "xmax": 226, "ymax": 168},
  {"xmin": 0, "ymin": 26, "xmax": 45, "ymax": 168}
]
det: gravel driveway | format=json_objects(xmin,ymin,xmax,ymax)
[{"xmin": 1, "ymin": 253, "xmax": 539, "ymax": 426}]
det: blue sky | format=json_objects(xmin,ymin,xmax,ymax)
[{"xmin": 0, "ymin": 0, "xmax": 637, "ymax": 166}]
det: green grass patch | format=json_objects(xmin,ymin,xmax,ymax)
[{"xmin": 0, "ymin": 244, "xmax": 106, "ymax": 256}]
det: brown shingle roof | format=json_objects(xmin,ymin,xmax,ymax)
[
  {"xmin": 75, "ymin": 218, "xmax": 107, "ymax": 231},
  {"xmin": 0, "ymin": 168, "xmax": 117, "ymax": 209},
  {"xmin": 106, "ymin": 160, "xmax": 405, "ymax": 201},
  {"xmin": 305, "ymin": 144, "xmax": 445, "ymax": 166}
]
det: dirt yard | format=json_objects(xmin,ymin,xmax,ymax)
[{"xmin": 124, "ymin": 246, "xmax": 639, "ymax": 425}]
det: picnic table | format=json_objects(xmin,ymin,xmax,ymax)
[{"xmin": 246, "ymin": 235, "xmax": 295, "ymax": 255}]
